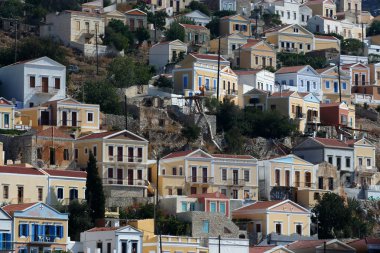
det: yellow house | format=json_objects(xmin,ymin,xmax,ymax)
[
  {"xmin": 128, "ymin": 219, "xmax": 209, "ymax": 253},
  {"xmin": 209, "ymin": 33, "xmax": 248, "ymax": 58},
  {"xmin": 2, "ymin": 202, "xmax": 69, "ymax": 253},
  {"xmin": 232, "ymin": 199, "xmax": 311, "ymax": 240},
  {"xmin": 316, "ymin": 66, "xmax": 351, "ymax": 104},
  {"xmin": 0, "ymin": 97, "xmax": 15, "ymax": 130},
  {"xmin": 258, "ymin": 154, "xmax": 317, "ymax": 202},
  {"xmin": 172, "ymin": 53, "xmax": 240, "ymax": 105},
  {"xmin": 75, "ymin": 130, "xmax": 150, "ymax": 206},
  {"xmin": 267, "ymin": 91, "xmax": 320, "ymax": 134},
  {"xmin": 153, "ymin": 149, "xmax": 258, "ymax": 200},
  {"xmin": 102, "ymin": 10, "xmax": 126, "ymax": 25},
  {"xmin": 234, "ymin": 39, "xmax": 277, "ymax": 69},
  {"xmin": 19, "ymin": 98, "xmax": 100, "ymax": 132},
  {"xmin": 219, "ymin": 14, "xmax": 252, "ymax": 37},
  {"xmin": 305, "ymin": 0, "xmax": 336, "ymax": 18},
  {"xmin": 265, "ymin": 24, "xmax": 314, "ymax": 53},
  {"xmin": 314, "ymin": 35, "xmax": 341, "ymax": 52},
  {"xmin": 347, "ymin": 138, "xmax": 378, "ymax": 187}
]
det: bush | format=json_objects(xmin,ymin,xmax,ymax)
[{"xmin": 153, "ymin": 75, "xmax": 173, "ymax": 89}]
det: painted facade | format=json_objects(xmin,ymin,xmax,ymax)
[
  {"xmin": 264, "ymin": 0, "xmax": 309, "ymax": 26},
  {"xmin": 209, "ymin": 33, "xmax": 248, "ymax": 58},
  {"xmin": 316, "ymin": 66, "xmax": 351, "ymax": 104},
  {"xmin": 125, "ymin": 9, "xmax": 148, "ymax": 31},
  {"xmin": 179, "ymin": 24, "xmax": 210, "ymax": 45},
  {"xmin": 369, "ymin": 62, "xmax": 380, "ymax": 86},
  {"xmin": 305, "ymin": 0, "xmax": 336, "ymax": 18},
  {"xmin": 0, "ymin": 57, "xmax": 66, "ymax": 109},
  {"xmin": 233, "ymin": 39, "xmax": 277, "ymax": 69},
  {"xmin": 236, "ymin": 70, "xmax": 275, "ymax": 93},
  {"xmin": 319, "ymin": 102, "xmax": 355, "ymax": 128},
  {"xmin": 154, "ymin": 149, "xmax": 258, "ymax": 200},
  {"xmin": 314, "ymin": 35, "xmax": 341, "ymax": 52},
  {"xmin": 0, "ymin": 207, "xmax": 12, "ymax": 253},
  {"xmin": 219, "ymin": 14, "xmax": 252, "ymax": 37},
  {"xmin": 0, "ymin": 98, "xmax": 15, "ymax": 130},
  {"xmin": 149, "ymin": 40, "xmax": 188, "ymax": 70},
  {"xmin": 2, "ymin": 202, "xmax": 69, "ymax": 253}
]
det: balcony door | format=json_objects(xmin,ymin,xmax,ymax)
[
  {"xmin": 71, "ymin": 111, "xmax": 77, "ymax": 127},
  {"xmin": 233, "ymin": 170, "xmax": 239, "ymax": 185},
  {"xmin": 117, "ymin": 169, "xmax": 123, "ymax": 185},
  {"xmin": 62, "ymin": 111, "xmax": 68, "ymax": 126},
  {"xmin": 192, "ymin": 167, "xmax": 197, "ymax": 182},
  {"xmin": 128, "ymin": 169, "xmax": 134, "ymax": 185},
  {"xmin": 40, "ymin": 111, "xmax": 50, "ymax": 125},
  {"xmin": 18, "ymin": 186, "xmax": 24, "ymax": 203},
  {"xmin": 202, "ymin": 167, "xmax": 208, "ymax": 183},
  {"xmin": 42, "ymin": 77, "xmax": 49, "ymax": 93}
]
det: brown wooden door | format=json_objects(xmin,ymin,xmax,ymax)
[
  {"xmin": 117, "ymin": 169, "xmax": 123, "ymax": 184},
  {"xmin": 42, "ymin": 77, "xmax": 48, "ymax": 93},
  {"xmin": 128, "ymin": 169, "xmax": 134, "ymax": 185},
  {"xmin": 62, "ymin": 111, "xmax": 67, "ymax": 126}
]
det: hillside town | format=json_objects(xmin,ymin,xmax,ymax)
[{"xmin": 1, "ymin": 0, "xmax": 380, "ymax": 252}]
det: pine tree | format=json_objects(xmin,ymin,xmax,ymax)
[{"xmin": 86, "ymin": 151, "xmax": 105, "ymax": 223}]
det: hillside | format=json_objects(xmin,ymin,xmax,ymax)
[{"xmin": 363, "ymin": 0, "xmax": 380, "ymax": 16}]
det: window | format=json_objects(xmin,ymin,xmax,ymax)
[
  {"xmin": 359, "ymin": 157, "xmax": 363, "ymax": 166},
  {"xmin": 367, "ymin": 159, "xmax": 371, "ymax": 167},
  {"xmin": 285, "ymin": 170, "xmax": 290, "ymax": 187},
  {"xmin": 183, "ymin": 75, "xmax": 188, "ymax": 89},
  {"xmin": 38, "ymin": 187, "xmax": 43, "ymax": 201},
  {"xmin": 198, "ymin": 76, "xmax": 202, "ymax": 88},
  {"xmin": 3, "ymin": 185, "xmax": 9, "ymax": 199},
  {"xmin": 325, "ymin": 81, "xmax": 330, "ymax": 89},
  {"xmin": 221, "ymin": 189, "xmax": 227, "ymax": 196},
  {"xmin": 173, "ymin": 167, "xmax": 177, "ymax": 175},
  {"xmin": 342, "ymin": 82, "xmax": 347, "ymax": 89},
  {"xmin": 50, "ymin": 147, "xmax": 55, "ymax": 165},
  {"xmin": 93, "ymin": 146, "xmax": 97, "ymax": 157},
  {"xmin": 177, "ymin": 188, "xmax": 182, "ymax": 195},
  {"xmin": 63, "ymin": 149, "xmax": 69, "ymax": 161},
  {"xmin": 305, "ymin": 172, "xmax": 311, "ymax": 187},
  {"xmin": 287, "ymin": 11, "xmax": 290, "ymax": 19},
  {"xmin": 69, "ymin": 188, "xmax": 78, "ymax": 200},
  {"xmin": 244, "ymin": 170, "xmax": 249, "ymax": 182},
  {"xmin": 222, "ymin": 169, "xmax": 227, "ymax": 181},
  {"xmin": 117, "ymin": 147, "xmax": 123, "ymax": 161},
  {"xmin": 313, "ymin": 82, "xmax": 316, "ymax": 89},
  {"xmin": 213, "ymin": 79, "xmax": 217, "ymax": 90},
  {"xmin": 74, "ymin": 149, "xmax": 78, "ymax": 160},
  {"xmin": 232, "ymin": 189, "xmax": 238, "ymax": 199},
  {"xmin": 87, "ymin": 112, "xmax": 94, "ymax": 122},
  {"xmin": 202, "ymin": 220, "xmax": 209, "ymax": 233},
  {"xmin": 293, "ymin": 28, "xmax": 299, "ymax": 33},
  {"xmin": 275, "ymin": 223, "xmax": 282, "ymax": 235},
  {"xmin": 307, "ymin": 44, "xmax": 311, "ymax": 50},
  {"xmin": 202, "ymin": 187, "xmax": 207, "ymax": 193},
  {"xmin": 55, "ymin": 78, "xmax": 60, "ymax": 89},
  {"xmin": 191, "ymin": 187, "xmax": 196, "ymax": 194},
  {"xmin": 179, "ymin": 167, "xmax": 183, "ymax": 176},
  {"xmin": 255, "ymin": 56, "xmax": 258, "ymax": 65},
  {"xmin": 328, "ymin": 156, "xmax": 333, "ymax": 164},
  {"xmin": 220, "ymin": 202, "xmax": 226, "ymax": 214},
  {"xmin": 57, "ymin": 188, "xmax": 63, "ymax": 199},
  {"xmin": 137, "ymin": 170, "xmax": 142, "ymax": 180},
  {"xmin": 296, "ymin": 224, "xmax": 302, "ymax": 235},
  {"xmin": 275, "ymin": 169, "xmax": 280, "ymax": 185},
  {"xmin": 345, "ymin": 157, "xmax": 350, "ymax": 168},
  {"xmin": 108, "ymin": 168, "xmax": 113, "ymax": 179},
  {"xmin": 210, "ymin": 202, "xmax": 216, "ymax": 212},
  {"xmin": 37, "ymin": 147, "xmax": 43, "ymax": 159},
  {"xmin": 181, "ymin": 201, "xmax": 187, "ymax": 211},
  {"xmin": 19, "ymin": 224, "xmax": 29, "ymax": 237},
  {"xmin": 108, "ymin": 146, "xmax": 114, "ymax": 158},
  {"xmin": 299, "ymin": 43, "xmax": 303, "ymax": 49},
  {"xmin": 318, "ymin": 176, "xmax": 323, "ymax": 189},
  {"xmin": 289, "ymin": 80, "xmax": 294, "ymax": 86},
  {"xmin": 336, "ymin": 157, "xmax": 341, "ymax": 170},
  {"xmin": 301, "ymin": 14, "xmax": 305, "ymax": 22},
  {"xmin": 293, "ymin": 12, "xmax": 296, "ymax": 20},
  {"xmin": 30, "ymin": 76, "xmax": 36, "ymax": 88},
  {"xmin": 328, "ymin": 177, "xmax": 334, "ymax": 190},
  {"xmin": 168, "ymin": 188, "xmax": 172, "ymax": 195}
]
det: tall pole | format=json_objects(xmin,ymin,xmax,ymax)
[
  {"xmin": 216, "ymin": 36, "xmax": 221, "ymax": 101},
  {"xmin": 124, "ymin": 95, "xmax": 128, "ymax": 130},
  {"xmin": 95, "ymin": 25, "xmax": 99, "ymax": 75},
  {"xmin": 361, "ymin": 23, "xmax": 364, "ymax": 56},
  {"xmin": 218, "ymin": 235, "xmax": 221, "ymax": 253},
  {"xmin": 338, "ymin": 59, "xmax": 342, "ymax": 103},
  {"xmin": 14, "ymin": 20, "xmax": 18, "ymax": 63},
  {"xmin": 159, "ymin": 232, "xmax": 163, "ymax": 253}
]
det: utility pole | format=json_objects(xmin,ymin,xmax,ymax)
[
  {"xmin": 14, "ymin": 19, "xmax": 18, "ymax": 63},
  {"xmin": 338, "ymin": 58, "xmax": 342, "ymax": 103},
  {"xmin": 218, "ymin": 235, "xmax": 221, "ymax": 253},
  {"xmin": 216, "ymin": 36, "xmax": 221, "ymax": 101},
  {"xmin": 95, "ymin": 25, "xmax": 99, "ymax": 75},
  {"xmin": 159, "ymin": 232, "xmax": 163, "ymax": 253},
  {"xmin": 361, "ymin": 22, "xmax": 364, "ymax": 56},
  {"xmin": 124, "ymin": 95, "xmax": 128, "ymax": 130},
  {"xmin": 154, "ymin": 153, "xmax": 160, "ymax": 235}
]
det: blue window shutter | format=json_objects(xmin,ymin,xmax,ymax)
[
  {"xmin": 31, "ymin": 224, "xmax": 35, "ymax": 240},
  {"xmin": 0, "ymin": 233, "xmax": 3, "ymax": 250},
  {"xmin": 53, "ymin": 225, "xmax": 57, "ymax": 237},
  {"xmin": 49, "ymin": 225, "xmax": 54, "ymax": 237},
  {"xmin": 214, "ymin": 80, "xmax": 216, "ymax": 89},
  {"xmin": 60, "ymin": 225, "xmax": 64, "ymax": 238}
]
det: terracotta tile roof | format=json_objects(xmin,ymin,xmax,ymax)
[
  {"xmin": 270, "ymin": 91, "xmax": 296, "ymax": 97},
  {"xmin": 2, "ymin": 203, "xmax": 36, "ymax": 216},
  {"xmin": 287, "ymin": 240, "xmax": 328, "ymax": 250},
  {"xmin": 249, "ymin": 246, "xmax": 276, "ymax": 253},
  {"xmin": 37, "ymin": 127, "xmax": 74, "ymax": 139},
  {"xmin": 190, "ymin": 192, "xmax": 229, "ymax": 199},
  {"xmin": 345, "ymin": 139, "xmax": 356, "ymax": 145},
  {"xmin": 125, "ymin": 9, "xmax": 147, "ymax": 16},
  {"xmin": 316, "ymin": 66, "xmax": 333, "ymax": 74},
  {"xmin": 43, "ymin": 169, "xmax": 87, "ymax": 178},
  {"xmin": 233, "ymin": 200, "xmax": 283, "ymax": 213},
  {"xmin": 78, "ymin": 131, "xmax": 117, "ymax": 140},
  {"xmin": 314, "ymin": 35, "xmax": 339, "ymax": 40},
  {"xmin": 314, "ymin": 137, "xmax": 351, "ymax": 148},
  {"xmin": 298, "ymin": 92, "xmax": 311, "ymax": 98},
  {"xmin": 0, "ymin": 166, "xmax": 44, "ymax": 175},
  {"xmin": 276, "ymin": 65, "xmax": 307, "ymax": 74},
  {"xmin": 241, "ymin": 39, "xmax": 261, "ymax": 49},
  {"xmin": 179, "ymin": 23, "xmax": 208, "ymax": 30},
  {"xmin": 212, "ymin": 154, "xmax": 255, "ymax": 159},
  {"xmin": 161, "ymin": 150, "xmax": 195, "ymax": 159},
  {"xmin": 234, "ymin": 69, "xmax": 263, "ymax": 75},
  {"xmin": 86, "ymin": 227, "xmax": 120, "ymax": 232},
  {"xmin": 190, "ymin": 53, "xmax": 226, "ymax": 61}
]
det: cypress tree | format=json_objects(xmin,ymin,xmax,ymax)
[{"xmin": 86, "ymin": 151, "xmax": 105, "ymax": 223}]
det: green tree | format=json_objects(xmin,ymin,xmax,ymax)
[
  {"xmin": 148, "ymin": 10, "xmax": 168, "ymax": 41},
  {"xmin": 368, "ymin": 20, "xmax": 380, "ymax": 36},
  {"xmin": 154, "ymin": 75, "xmax": 173, "ymax": 88},
  {"xmin": 345, "ymin": 198, "xmax": 376, "ymax": 238},
  {"xmin": 175, "ymin": 16, "xmax": 196, "ymax": 25},
  {"xmin": 216, "ymin": 99, "xmax": 242, "ymax": 132},
  {"xmin": 81, "ymin": 80, "xmax": 122, "ymax": 115},
  {"xmin": 277, "ymin": 52, "xmax": 327, "ymax": 69},
  {"xmin": 181, "ymin": 124, "xmax": 201, "ymax": 144},
  {"xmin": 58, "ymin": 201, "xmax": 93, "ymax": 241},
  {"xmin": 341, "ymin": 38, "xmax": 364, "ymax": 56},
  {"xmin": 213, "ymin": 10, "xmax": 236, "ymax": 17},
  {"xmin": 165, "ymin": 22, "xmax": 185, "ymax": 41},
  {"xmin": 120, "ymin": 203, "xmax": 155, "ymax": 219},
  {"xmin": 135, "ymin": 27, "xmax": 150, "ymax": 43},
  {"xmin": 224, "ymin": 126, "xmax": 244, "ymax": 154},
  {"xmin": 0, "ymin": 0, "xmax": 24, "ymax": 18},
  {"xmin": 86, "ymin": 152, "xmax": 105, "ymax": 224},
  {"xmin": 206, "ymin": 17, "xmax": 220, "ymax": 39},
  {"xmin": 187, "ymin": 1, "xmax": 210, "ymax": 16},
  {"xmin": 312, "ymin": 193, "xmax": 350, "ymax": 239},
  {"xmin": 262, "ymin": 13, "xmax": 282, "ymax": 27},
  {"xmin": 107, "ymin": 56, "xmax": 152, "ymax": 88},
  {"xmin": 103, "ymin": 19, "xmax": 134, "ymax": 51}
]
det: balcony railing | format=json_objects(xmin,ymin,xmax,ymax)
[
  {"xmin": 59, "ymin": 120, "xmax": 82, "ymax": 128},
  {"xmin": 225, "ymin": 90, "xmax": 238, "ymax": 97},
  {"xmin": 307, "ymin": 116, "xmax": 319, "ymax": 123},
  {"xmin": 58, "ymin": 198, "xmax": 86, "ymax": 205},
  {"xmin": 356, "ymin": 166, "xmax": 378, "ymax": 174},
  {"xmin": 281, "ymin": 48, "xmax": 298, "ymax": 53},
  {"xmin": 295, "ymin": 112, "xmax": 305, "ymax": 119},
  {"xmin": 103, "ymin": 178, "xmax": 148, "ymax": 187},
  {"xmin": 292, "ymin": 182, "xmax": 315, "ymax": 188},
  {"xmin": 226, "ymin": 179, "xmax": 246, "ymax": 187},
  {"xmin": 31, "ymin": 235, "xmax": 57, "ymax": 243},
  {"xmin": 187, "ymin": 176, "xmax": 214, "ymax": 184},
  {"xmin": 106, "ymin": 155, "xmax": 144, "ymax": 163},
  {"xmin": 34, "ymin": 86, "xmax": 60, "ymax": 95}
]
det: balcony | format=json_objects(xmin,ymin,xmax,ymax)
[
  {"xmin": 281, "ymin": 48, "xmax": 298, "ymax": 53},
  {"xmin": 203, "ymin": 88, "xmax": 216, "ymax": 96},
  {"xmin": 187, "ymin": 176, "xmax": 214, "ymax": 184},
  {"xmin": 59, "ymin": 119, "xmax": 82, "ymax": 128},
  {"xmin": 34, "ymin": 86, "xmax": 60, "ymax": 95},
  {"xmin": 106, "ymin": 155, "xmax": 144, "ymax": 163},
  {"xmin": 226, "ymin": 179, "xmax": 246, "ymax": 187},
  {"xmin": 293, "ymin": 182, "xmax": 315, "ymax": 188},
  {"xmin": 224, "ymin": 90, "xmax": 238, "ymax": 98},
  {"xmin": 103, "ymin": 178, "xmax": 148, "ymax": 187},
  {"xmin": 31, "ymin": 235, "xmax": 58, "ymax": 243},
  {"xmin": 356, "ymin": 166, "xmax": 378, "ymax": 175},
  {"xmin": 59, "ymin": 198, "xmax": 86, "ymax": 205},
  {"xmin": 295, "ymin": 112, "xmax": 305, "ymax": 119}
]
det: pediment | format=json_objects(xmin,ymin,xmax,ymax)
[{"xmin": 15, "ymin": 203, "xmax": 68, "ymax": 220}]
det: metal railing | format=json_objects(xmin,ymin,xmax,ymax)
[
  {"xmin": 31, "ymin": 235, "xmax": 57, "ymax": 243},
  {"xmin": 226, "ymin": 179, "xmax": 246, "ymax": 187},
  {"xmin": 33, "ymin": 86, "xmax": 60, "ymax": 94},
  {"xmin": 103, "ymin": 178, "xmax": 148, "ymax": 187},
  {"xmin": 106, "ymin": 155, "xmax": 143, "ymax": 163},
  {"xmin": 356, "ymin": 166, "xmax": 378, "ymax": 173},
  {"xmin": 225, "ymin": 90, "xmax": 238, "ymax": 96},
  {"xmin": 59, "ymin": 119, "xmax": 82, "ymax": 127},
  {"xmin": 187, "ymin": 176, "xmax": 214, "ymax": 184}
]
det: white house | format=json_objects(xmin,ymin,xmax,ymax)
[
  {"xmin": 365, "ymin": 38, "xmax": 380, "ymax": 56},
  {"xmin": 219, "ymin": 0, "xmax": 237, "ymax": 11},
  {"xmin": 40, "ymin": 10, "xmax": 107, "ymax": 57},
  {"xmin": 167, "ymin": 10, "xmax": 211, "ymax": 27},
  {"xmin": 307, "ymin": 15, "xmax": 343, "ymax": 35},
  {"xmin": 0, "ymin": 207, "xmax": 12, "ymax": 253},
  {"xmin": 235, "ymin": 69, "xmax": 275, "ymax": 93},
  {"xmin": 264, "ymin": 0, "xmax": 304, "ymax": 25},
  {"xmin": 0, "ymin": 57, "xmax": 66, "ymax": 109},
  {"xmin": 149, "ymin": 40, "xmax": 188, "ymax": 70},
  {"xmin": 275, "ymin": 65, "xmax": 322, "ymax": 100},
  {"xmin": 299, "ymin": 5, "xmax": 313, "ymax": 26},
  {"xmin": 208, "ymin": 238, "xmax": 249, "ymax": 253},
  {"xmin": 81, "ymin": 226, "xmax": 143, "ymax": 253}
]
